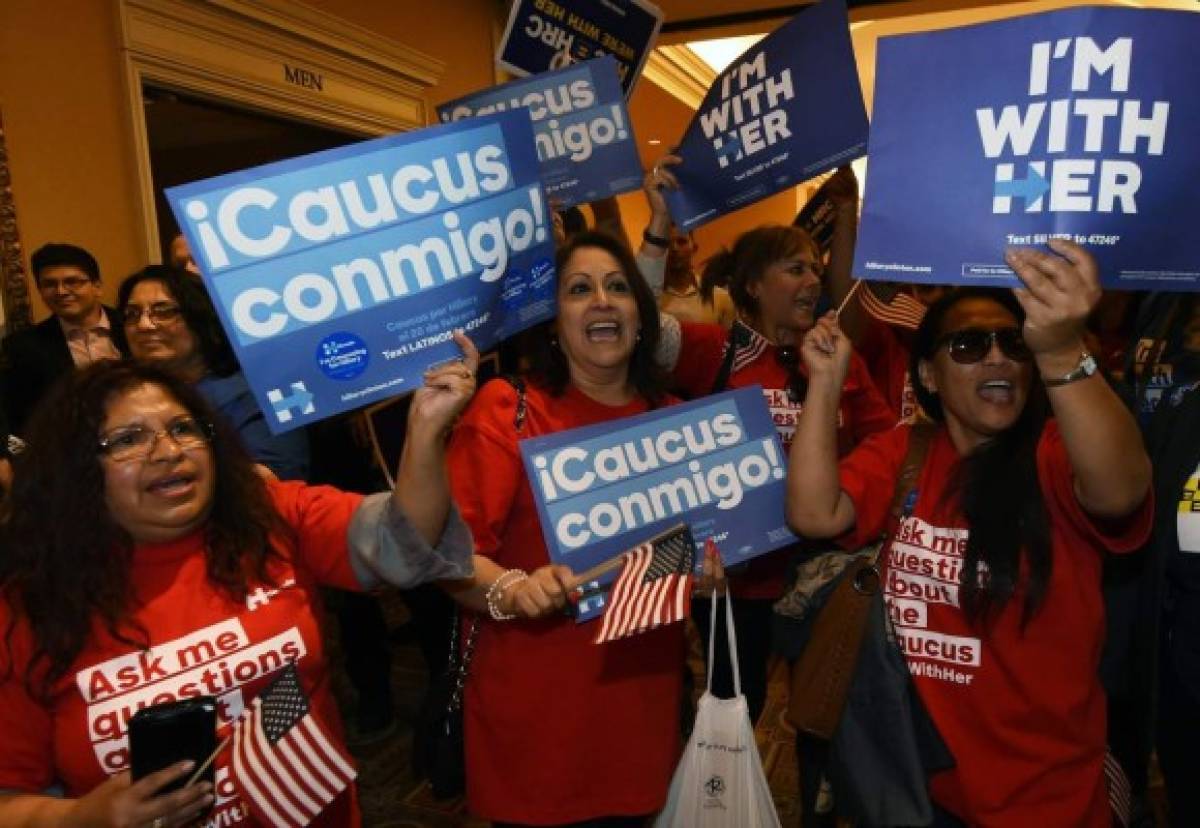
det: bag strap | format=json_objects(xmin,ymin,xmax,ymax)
[
  {"xmin": 706, "ymin": 590, "xmax": 742, "ymax": 697},
  {"xmin": 502, "ymin": 374, "xmax": 528, "ymax": 432},
  {"xmin": 709, "ymin": 324, "xmax": 747, "ymax": 395},
  {"xmin": 785, "ymin": 423, "xmax": 939, "ymax": 739},
  {"xmin": 882, "ymin": 421, "xmax": 936, "ymax": 541},
  {"xmin": 444, "ymin": 373, "xmax": 528, "ymax": 714},
  {"xmin": 446, "ymin": 616, "xmax": 479, "ymax": 714}
]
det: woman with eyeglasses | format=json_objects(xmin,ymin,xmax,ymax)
[
  {"xmin": 787, "ymin": 240, "xmax": 1153, "ymax": 825},
  {"xmin": 0, "ymin": 344, "xmax": 479, "ymax": 827},
  {"xmin": 118, "ymin": 266, "xmax": 310, "ymax": 481}
]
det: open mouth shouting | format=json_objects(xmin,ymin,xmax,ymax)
[
  {"xmin": 976, "ymin": 377, "xmax": 1017, "ymax": 405},
  {"xmin": 145, "ymin": 471, "xmax": 198, "ymax": 499},
  {"xmin": 585, "ymin": 320, "xmax": 622, "ymax": 343}
]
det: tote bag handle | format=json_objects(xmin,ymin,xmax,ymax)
[{"xmin": 706, "ymin": 589, "xmax": 741, "ymax": 698}]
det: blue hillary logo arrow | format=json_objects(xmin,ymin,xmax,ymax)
[
  {"xmin": 994, "ymin": 168, "xmax": 1050, "ymax": 203},
  {"xmin": 267, "ymin": 382, "xmax": 316, "ymax": 423},
  {"xmin": 714, "ymin": 133, "xmax": 743, "ymax": 169}
]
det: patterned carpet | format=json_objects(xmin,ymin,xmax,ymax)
[{"xmin": 327, "ymin": 596, "xmax": 802, "ymax": 828}]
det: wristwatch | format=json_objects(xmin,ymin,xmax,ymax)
[
  {"xmin": 1043, "ymin": 351, "xmax": 1098, "ymax": 387},
  {"xmin": 642, "ymin": 228, "xmax": 670, "ymax": 248}
]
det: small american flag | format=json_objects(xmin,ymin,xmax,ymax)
[
  {"xmin": 595, "ymin": 527, "xmax": 695, "ymax": 644},
  {"xmin": 858, "ymin": 282, "xmax": 928, "ymax": 331},
  {"xmin": 230, "ymin": 663, "xmax": 356, "ymax": 828}
]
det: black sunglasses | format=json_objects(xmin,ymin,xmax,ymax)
[
  {"xmin": 936, "ymin": 327, "xmax": 1032, "ymax": 364},
  {"xmin": 775, "ymin": 345, "xmax": 807, "ymax": 403}
]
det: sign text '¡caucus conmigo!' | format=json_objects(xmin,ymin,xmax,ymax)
[{"xmin": 181, "ymin": 139, "xmax": 549, "ymax": 342}]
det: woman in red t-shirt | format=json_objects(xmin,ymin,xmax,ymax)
[
  {"xmin": 788, "ymin": 239, "xmax": 1153, "ymax": 826},
  {"xmin": 444, "ymin": 231, "xmax": 720, "ymax": 827},
  {"xmin": 640, "ymin": 160, "xmax": 895, "ymax": 726},
  {"xmin": 0, "ymin": 351, "xmax": 479, "ymax": 828}
]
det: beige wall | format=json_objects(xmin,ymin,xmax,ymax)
[
  {"xmin": 0, "ymin": 0, "xmax": 146, "ymax": 318},
  {"xmin": 304, "ymin": 0, "xmax": 500, "ymax": 111}
]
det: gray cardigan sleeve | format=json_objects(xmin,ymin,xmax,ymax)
[{"xmin": 346, "ymin": 493, "xmax": 474, "ymax": 589}]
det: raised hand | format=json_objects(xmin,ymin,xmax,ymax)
[
  {"xmin": 800, "ymin": 311, "xmax": 852, "ymax": 389},
  {"xmin": 409, "ymin": 330, "xmax": 480, "ymax": 441},
  {"xmin": 823, "ymin": 165, "xmax": 859, "ymax": 209},
  {"xmin": 1005, "ymin": 238, "xmax": 1100, "ymax": 357},
  {"xmin": 643, "ymin": 154, "xmax": 682, "ymax": 221}
]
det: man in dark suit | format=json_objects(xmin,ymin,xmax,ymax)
[{"xmin": 1, "ymin": 243, "xmax": 126, "ymax": 434}]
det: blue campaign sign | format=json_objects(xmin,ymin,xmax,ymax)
[
  {"xmin": 496, "ymin": 0, "xmax": 663, "ymax": 97},
  {"xmin": 166, "ymin": 112, "xmax": 557, "ymax": 434},
  {"xmin": 437, "ymin": 56, "xmax": 643, "ymax": 208},
  {"xmin": 664, "ymin": 0, "xmax": 868, "ymax": 231},
  {"xmin": 520, "ymin": 386, "xmax": 798, "ymax": 620},
  {"xmin": 854, "ymin": 5, "xmax": 1200, "ymax": 291}
]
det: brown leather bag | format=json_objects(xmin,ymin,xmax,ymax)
[{"xmin": 787, "ymin": 423, "xmax": 935, "ymax": 739}]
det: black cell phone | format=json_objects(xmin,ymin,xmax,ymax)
[{"xmin": 128, "ymin": 696, "xmax": 218, "ymax": 794}]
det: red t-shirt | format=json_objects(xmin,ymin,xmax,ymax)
[
  {"xmin": 838, "ymin": 423, "xmax": 1152, "ymax": 826},
  {"xmin": 0, "ymin": 481, "xmax": 366, "ymax": 828},
  {"xmin": 673, "ymin": 321, "xmax": 897, "ymax": 598},
  {"xmin": 858, "ymin": 318, "xmax": 918, "ymax": 422},
  {"xmin": 448, "ymin": 379, "xmax": 686, "ymax": 825}
]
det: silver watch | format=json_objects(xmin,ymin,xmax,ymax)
[{"xmin": 1043, "ymin": 351, "xmax": 1098, "ymax": 387}]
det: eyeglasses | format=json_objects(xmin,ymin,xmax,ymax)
[
  {"xmin": 936, "ymin": 327, "xmax": 1032, "ymax": 364},
  {"xmin": 39, "ymin": 276, "xmax": 93, "ymax": 292},
  {"xmin": 122, "ymin": 303, "xmax": 183, "ymax": 326},
  {"xmin": 97, "ymin": 417, "xmax": 214, "ymax": 462},
  {"xmin": 775, "ymin": 345, "xmax": 808, "ymax": 403}
]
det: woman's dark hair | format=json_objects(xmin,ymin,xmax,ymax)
[
  {"xmin": 527, "ymin": 231, "xmax": 667, "ymax": 406},
  {"xmin": 700, "ymin": 225, "xmax": 820, "ymax": 320},
  {"xmin": 117, "ymin": 265, "xmax": 239, "ymax": 377},
  {"xmin": 0, "ymin": 361, "xmax": 287, "ymax": 699},
  {"xmin": 910, "ymin": 287, "xmax": 1052, "ymax": 627}
]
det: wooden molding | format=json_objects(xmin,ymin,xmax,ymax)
[
  {"xmin": 0, "ymin": 110, "xmax": 33, "ymax": 334},
  {"xmin": 117, "ymin": 0, "xmax": 446, "ymax": 261},
  {"xmin": 643, "ymin": 44, "xmax": 715, "ymax": 109}
]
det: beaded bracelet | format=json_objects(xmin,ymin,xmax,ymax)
[{"xmin": 485, "ymin": 568, "xmax": 528, "ymax": 620}]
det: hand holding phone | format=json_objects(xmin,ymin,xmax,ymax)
[{"xmin": 64, "ymin": 762, "xmax": 214, "ymax": 828}]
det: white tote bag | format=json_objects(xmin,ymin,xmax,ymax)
[{"xmin": 656, "ymin": 591, "xmax": 782, "ymax": 827}]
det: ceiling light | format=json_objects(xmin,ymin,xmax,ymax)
[{"xmin": 689, "ymin": 35, "xmax": 766, "ymax": 74}]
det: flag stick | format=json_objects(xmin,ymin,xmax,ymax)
[
  {"xmin": 185, "ymin": 735, "xmax": 230, "ymax": 788},
  {"xmin": 834, "ymin": 279, "xmax": 863, "ymax": 319},
  {"xmin": 566, "ymin": 522, "xmax": 690, "ymax": 591}
]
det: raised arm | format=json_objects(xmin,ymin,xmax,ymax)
[
  {"xmin": 393, "ymin": 329, "xmax": 480, "ymax": 544},
  {"xmin": 787, "ymin": 311, "xmax": 859, "ymax": 538},
  {"xmin": 345, "ymin": 331, "xmax": 479, "ymax": 589},
  {"xmin": 1006, "ymin": 239, "xmax": 1151, "ymax": 519},
  {"xmin": 816, "ymin": 167, "xmax": 869, "ymax": 344},
  {"xmin": 638, "ymin": 155, "xmax": 681, "ymax": 270}
]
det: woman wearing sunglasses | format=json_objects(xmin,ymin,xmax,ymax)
[{"xmin": 788, "ymin": 239, "xmax": 1153, "ymax": 825}]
